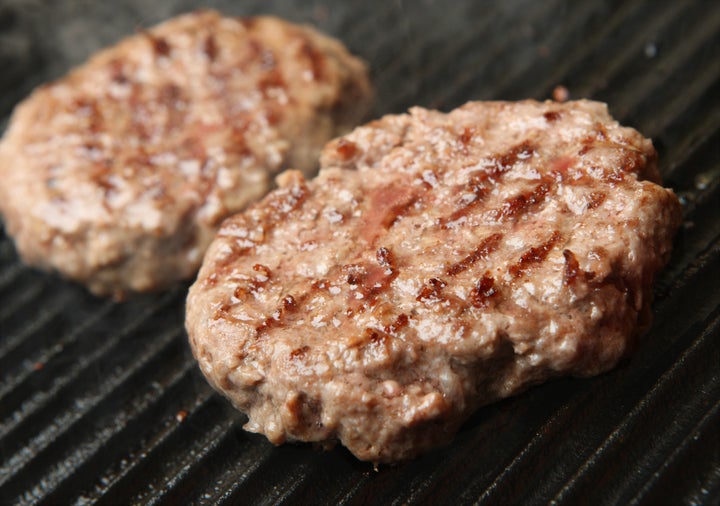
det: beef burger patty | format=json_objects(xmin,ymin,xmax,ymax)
[
  {"xmin": 0, "ymin": 10, "xmax": 371, "ymax": 297},
  {"xmin": 186, "ymin": 100, "xmax": 682, "ymax": 463}
]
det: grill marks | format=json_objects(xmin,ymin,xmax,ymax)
[
  {"xmin": 209, "ymin": 102, "xmax": 659, "ymax": 465},
  {"xmin": 355, "ymin": 312, "xmax": 410, "ymax": 359},
  {"xmin": 495, "ymin": 180, "xmax": 552, "ymax": 221},
  {"xmin": 414, "ymin": 139, "xmax": 566, "ymax": 302},
  {"xmin": 562, "ymin": 249, "xmax": 597, "ymax": 287},
  {"xmin": 239, "ymin": 263, "xmax": 273, "ymax": 296},
  {"xmin": 217, "ymin": 116, "xmax": 584, "ymax": 346},
  {"xmin": 544, "ymin": 110, "xmax": 562, "ymax": 122},
  {"xmin": 441, "ymin": 141, "xmax": 537, "ymax": 228},
  {"xmin": 494, "ymin": 141, "xmax": 537, "ymax": 171},
  {"xmin": 252, "ymin": 246, "xmax": 400, "ymax": 337},
  {"xmin": 509, "ymin": 231, "xmax": 563, "ymax": 279},
  {"xmin": 354, "ymin": 138, "xmax": 563, "ymax": 308},
  {"xmin": 440, "ymin": 172, "xmax": 492, "ymax": 227},
  {"xmin": 446, "ymin": 233, "xmax": 503, "ymax": 276},
  {"xmin": 563, "ymin": 249, "xmax": 582, "ymax": 286},
  {"xmin": 434, "ymin": 229, "xmax": 564, "ymax": 311},
  {"xmin": 437, "ymin": 138, "xmax": 566, "ymax": 292}
]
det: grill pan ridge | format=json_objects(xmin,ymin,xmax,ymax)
[{"xmin": 0, "ymin": 0, "xmax": 719, "ymax": 504}]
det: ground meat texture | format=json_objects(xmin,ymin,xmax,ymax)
[
  {"xmin": 185, "ymin": 100, "xmax": 682, "ymax": 463},
  {"xmin": 0, "ymin": 10, "xmax": 371, "ymax": 298}
]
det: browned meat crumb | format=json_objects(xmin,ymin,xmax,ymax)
[{"xmin": 553, "ymin": 85, "xmax": 570, "ymax": 102}]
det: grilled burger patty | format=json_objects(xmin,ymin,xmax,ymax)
[
  {"xmin": 0, "ymin": 10, "xmax": 371, "ymax": 297},
  {"xmin": 186, "ymin": 100, "xmax": 682, "ymax": 463}
]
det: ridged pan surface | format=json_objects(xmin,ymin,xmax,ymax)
[{"xmin": 0, "ymin": 0, "xmax": 718, "ymax": 504}]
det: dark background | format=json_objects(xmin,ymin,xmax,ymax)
[{"xmin": 0, "ymin": 0, "xmax": 719, "ymax": 504}]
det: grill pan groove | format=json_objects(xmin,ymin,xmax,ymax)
[
  {"xmin": 566, "ymin": 1, "xmax": 690, "ymax": 100},
  {"xmin": 0, "ymin": 318, "xmax": 183, "ymax": 491},
  {"xmin": 549, "ymin": 309, "xmax": 720, "ymax": 505},
  {"xmin": 2, "ymin": 333, "xmax": 190, "ymax": 503}
]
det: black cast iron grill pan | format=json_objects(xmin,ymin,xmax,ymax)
[{"xmin": 0, "ymin": 0, "xmax": 719, "ymax": 504}]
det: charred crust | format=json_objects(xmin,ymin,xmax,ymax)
[
  {"xmin": 282, "ymin": 294, "xmax": 297, "ymax": 311},
  {"xmin": 446, "ymin": 233, "xmax": 503, "ymax": 276},
  {"xmin": 469, "ymin": 275, "xmax": 498, "ymax": 308},
  {"xmin": 586, "ymin": 191, "xmax": 607, "ymax": 209},
  {"xmin": 458, "ymin": 126, "xmax": 475, "ymax": 145},
  {"xmin": 290, "ymin": 345, "xmax": 310, "ymax": 360},
  {"xmin": 335, "ymin": 139, "xmax": 359, "ymax": 161},
  {"xmin": 606, "ymin": 171, "xmax": 626, "ymax": 184},
  {"xmin": 283, "ymin": 392, "xmax": 322, "ymax": 432},
  {"xmin": 376, "ymin": 247, "xmax": 396, "ymax": 269},
  {"xmin": 145, "ymin": 33, "xmax": 171, "ymax": 57},
  {"xmin": 563, "ymin": 249, "xmax": 580, "ymax": 286},
  {"xmin": 417, "ymin": 278, "xmax": 447, "ymax": 302},
  {"xmin": 509, "ymin": 231, "xmax": 563, "ymax": 279},
  {"xmin": 441, "ymin": 142, "xmax": 538, "ymax": 228},
  {"xmin": 544, "ymin": 111, "xmax": 561, "ymax": 122},
  {"xmin": 365, "ymin": 328, "xmax": 387, "ymax": 345},
  {"xmin": 440, "ymin": 174, "xmax": 491, "ymax": 228},
  {"xmin": 344, "ymin": 264, "xmax": 364, "ymax": 285},
  {"xmin": 384, "ymin": 313, "xmax": 409, "ymax": 335},
  {"xmin": 311, "ymin": 279, "xmax": 329, "ymax": 291},
  {"xmin": 203, "ymin": 34, "xmax": 218, "ymax": 61},
  {"xmin": 493, "ymin": 141, "xmax": 536, "ymax": 172},
  {"xmin": 561, "ymin": 249, "xmax": 595, "ymax": 287},
  {"xmin": 496, "ymin": 180, "xmax": 552, "ymax": 221}
]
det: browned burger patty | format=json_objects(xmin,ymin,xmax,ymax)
[
  {"xmin": 0, "ymin": 10, "xmax": 371, "ymax": 297},
  {"xmin": 186, "ymin": 100, "xmax": 682, "ymax": 463}
]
